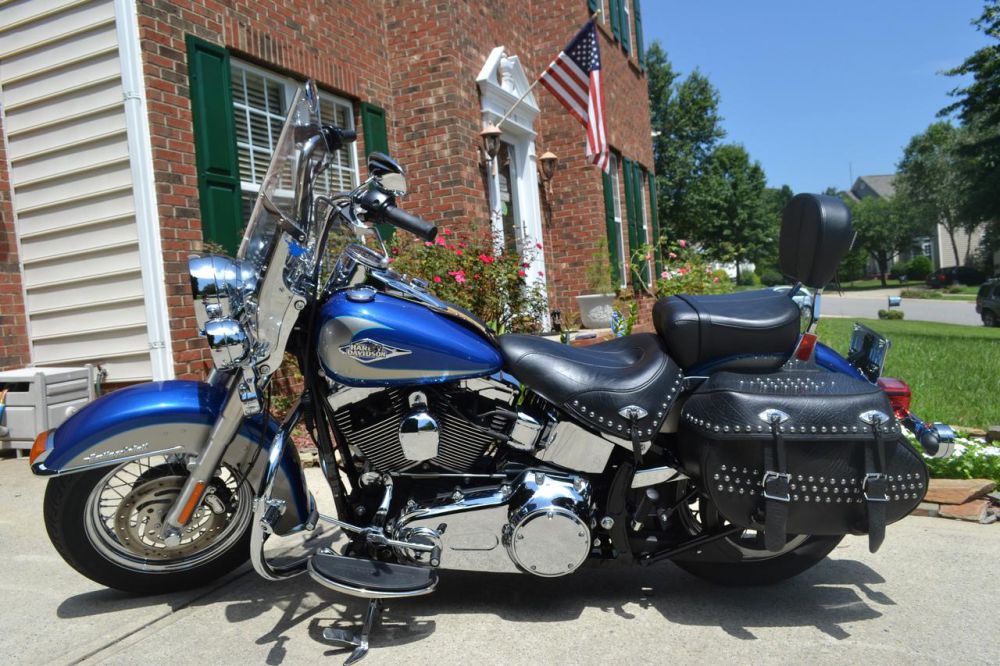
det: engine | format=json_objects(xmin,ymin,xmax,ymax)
[{"xmin": 327, "ymin": 379, "xmax": 516, "ymax": 472}]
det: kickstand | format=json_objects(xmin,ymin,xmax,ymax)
[{"xmin": 323, "ymin": 599, "xmax": 383, "ymax": 665}]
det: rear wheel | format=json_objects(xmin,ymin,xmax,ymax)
[
  {"xmin": 44, "ymin": 455, "xmax": 253, "ymax": 594},
  {"xmin": 983, "ymin": 310, "xmax": 997, "ymax": 327},
  {"xmin": 669, "ymin": 488, "xmax": 842, "ymax": 586}
]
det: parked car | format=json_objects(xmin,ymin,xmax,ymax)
[
  {"xmin": 925, "ymin": 265, "xmax": 986, "ymax": 288},
  {"xmin": 976, "ymin": 280, "xmax": 1000, "ymax": 327},
  {"xmin": 771, "ymin": 284, "xmax": 814, "ymax": 320}
]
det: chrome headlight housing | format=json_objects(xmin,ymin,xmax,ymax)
[{"xmin": 189, "ymin": 254, "xmax": 259, "ymax": 368}]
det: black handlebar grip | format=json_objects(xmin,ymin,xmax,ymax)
[{"xmin": 383, "ymin": 205, "xmax": 438, "ymax": 242}]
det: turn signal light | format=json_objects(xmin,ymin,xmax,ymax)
[
  {"xmin": 29, "ymin": 430, "xmax": 50, "ymax": 465},
  {"xmin": 877, "ymin": 377, "xmax": 912, "ymax": 418}
]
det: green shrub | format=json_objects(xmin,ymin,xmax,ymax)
[
  {"xmin": 888, "ymin": 262, "xmax": 908, "ymax": 280},
  {"xmin": 389, "ymin": 225, "xmax": 547, "ymax": 333},
  {"xmin": 944, "ymin": 284, "xmax": 965, "ymax": 294},
  {"xmin": 877, "ymin": 309, "xmax": 904, "ymax": 320},
  {"xmin": 901, "ymin": 288, "xmax": 942, "ymax": 299},
  {"xmin": 736, "ymin": 271, "xmax": 760, "ymax": 286},
  {"xmin": 907, "ymin": 255, "xmax": 932, "ymax": 280},
  {"xmin": 654, "ymin": 239, "xmax": 734, "ymax": 298},
  {"xmin": 760, "ymin": 270, "xmax": 784, "ymax": 286},
  {"xmin": 908, "ymin": 431, "xmax": 1000, "ymax": 487}
]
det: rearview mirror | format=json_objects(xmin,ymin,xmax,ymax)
[{"xmin": 368, "ymin": 152, "xmax": 407, "ymax": 196}]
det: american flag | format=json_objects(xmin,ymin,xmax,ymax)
[{"xmin": 539, "ymin": 21, "xmax": 609, "ymax": 172}]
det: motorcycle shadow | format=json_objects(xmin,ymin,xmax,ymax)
[{"xmin": 56, "ymin": 546, "xmax": 893, "ymax": 662}]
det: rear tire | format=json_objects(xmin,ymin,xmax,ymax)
[
  {"xmin": 668, "ymin": 487, "xmax": 843, "ymax": 586},
  {"xmin": 44, "ymin": 459, "xmax": 253, "ymax": 594},
  {"xmin": 671, "ymin": 534, "xmax": 843, "ymax": 586},
  {"xmin": 983, "ymin": 310, "xmax": 997, "ymax": 327}
]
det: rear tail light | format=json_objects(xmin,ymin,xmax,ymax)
[{"xmin": 877, "ymin": 377, "xmax": 912, "ymax": 418}]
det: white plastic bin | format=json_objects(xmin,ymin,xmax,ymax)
[{"xmin": 0, "ymin": 366, "xmax": 96, "ymax": 453}]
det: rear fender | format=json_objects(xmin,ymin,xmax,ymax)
[{"xmin": 30, "ymin": 380, "xmax": 311, "ymax": 535}]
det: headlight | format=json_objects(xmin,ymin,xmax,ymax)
[
  {"xmin": 204, "ymin": 318, "xmax": 250, "ymax": 369},
  {"xmin": 188, "ymin": 255, "xmax": 257, "ymax": 333}
]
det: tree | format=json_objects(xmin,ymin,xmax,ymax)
[
  {"xmin": 896, "ymin": 122, "xmax": 972, "ymax": 265},
  {"xmin": 848, "ymin": 196, "xmax": 920, "ymax": 287},
  {"xmin": 941, "ymin": 1, "xmax": 1000, "ymax": 227},
  {"xmin": 678, "ymin": 144, "xmax": 770, "ymax": 282},
  {"xmin": 753, "ymin": 184, "xmax": 794, "ymax": 275},
  {"xmin": 647, "ymin": 42, "xmax": 725, "ymax": 238}
]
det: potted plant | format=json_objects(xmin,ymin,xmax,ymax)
[{"xmin": 577, "ymin": 240, "xmax": 617, "ymax": 329}]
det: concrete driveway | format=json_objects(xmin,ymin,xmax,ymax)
[{"xmin": 1, "ymin": 458, "xmax": 997, "ymax": 666}]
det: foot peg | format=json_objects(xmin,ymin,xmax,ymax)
[
  {"xmin": 323, "ymin": 599, "xmax": 382, "ymax": 665},
  {"xmin": 308, "ymin": 549, "xmax": 438, "ymax": 598}
]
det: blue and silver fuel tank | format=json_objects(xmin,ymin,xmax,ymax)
[{"xmin": 317, "ymin": 280, "xmax": 502, "ymax": 387}]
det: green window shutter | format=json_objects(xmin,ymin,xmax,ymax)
[
  {"xmin": 602, "ymin": 170, "xmax": 621, "ymax": 288},
  {"xmin": 634, "ymin": 0, "xmax": 645, "ymax": 68},
  {"xmin": 622, "ymin": 157, "xmax": 639, "ymax": 285},
  {"xmin": 619, "ymin": 0, "xmax": 631, "ymax": 55},
  {"xmin": 186, "ymin": 35, "xmax": 241, "ymax": 255},
  {"xmin": 588, "ymin": 0, "xmax": 600, "ymax": 13},
  {"xmin": 609, "ymin": 0, "xmax": 622, "ymax": 41},
  {"xmin": 360, "ymin": 102, "xmax": 393, "ymax": 239},
  {"xmin": 648, "ymin": 169, "xmax": 662, "ymax": 276}
]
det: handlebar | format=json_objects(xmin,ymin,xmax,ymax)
[{"xmin": 356, "ymin": 189, "xmax": 438, "ymax": 242}]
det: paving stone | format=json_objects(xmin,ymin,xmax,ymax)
[
  {"xmin": 924, "ymin": 478, "xmax": 996, "ymax": 505},
  {"xmin": 986, "ymin": 426, "xmax": 1000, "ymax": 442},
  {"xmin": 939, "ymin": 499, "xmax": 990, "ymax": 522},
  {"xmin": 911, "ymin": 502, "xmax": 940, "ymax": 518}
]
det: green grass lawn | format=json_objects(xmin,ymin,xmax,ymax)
[{"xmin": 816, "ymin": 317, "xmax": 1000, "ymax": 429}]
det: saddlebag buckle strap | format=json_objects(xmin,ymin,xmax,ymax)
[
  {"xmin": 862, "ymin": 472, "xmax": 889, "ymax": 502},
  {"xmin": 763, "ymin": 415, "xmax": 790, "ymax": 552},
  {"xmin": 762, "ymin": 471, "xmax": 791, "ymax": 502}
]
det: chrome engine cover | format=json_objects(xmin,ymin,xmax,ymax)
[{"xmin": 393, "ymin": 470, "xmax": 593, "ymax": 577}]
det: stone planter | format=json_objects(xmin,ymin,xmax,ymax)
[{"xmin": 576, "ymin": 293, "xmax": 616, "ymax": 329}]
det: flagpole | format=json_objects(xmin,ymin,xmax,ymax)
[{"xmin": 492, "ymin": 11, "xmax": 600, "ymax": 128}]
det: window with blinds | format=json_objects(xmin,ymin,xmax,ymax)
[{"xmin": 230, "ymin": 61, "xmax": 358, "ymax": 222}]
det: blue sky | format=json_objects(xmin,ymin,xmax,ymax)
[{"xmin": 644, "ymin": 1, "xmax": 990, "ymax": 193}]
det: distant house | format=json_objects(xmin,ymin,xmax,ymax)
[{"xmin": 845, "ymin": 174, "xmax": 986, "ymax": 272}]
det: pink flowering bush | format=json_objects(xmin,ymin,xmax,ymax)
[
  {"xmin": 653, "ymin": 239, "xmax": 732, "ymax": 298},
  {"xmin": 388, "ymin": 226, "xmax": 547, "ymax": 333}
]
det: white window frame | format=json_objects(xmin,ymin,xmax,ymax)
[
  {"xmin": 608, "ymin": 153, "xmax": 627, "ymax": 289},
  {"xmin": 230, "ymin": 60, "xmax": 359, "ymax": 204}
]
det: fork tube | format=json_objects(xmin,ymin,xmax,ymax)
[{"xmin": 161, "ymin": 372, "xmax": 246, "ymax": 539}]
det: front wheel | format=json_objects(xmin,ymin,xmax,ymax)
[
  {"xmin": 669, "ymin": 490, "xmax": 843, "ymax": 586},
  {"xmin": 983, "ymin": 310, "xmax": 997, "ymax": 327},
  {"xmin": 44, "ymin": 455, "xmax": 254, "ymax": 594}
]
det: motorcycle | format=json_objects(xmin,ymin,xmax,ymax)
[{"xmin": 29, "ymin": 82, "xmax": 955, "ymax": 663}]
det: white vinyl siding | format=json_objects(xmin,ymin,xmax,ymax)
[
  {"xmin": 231, "ymin": 61, "xmax": 358, "ymax": 220},
  {"xmin": 0, "ymin": 0, "xmax": 154, "ymax": 382}
]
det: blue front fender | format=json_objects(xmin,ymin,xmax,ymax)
[{"xmin": 31, "ymin": 380, "xmax": 311, "ymax": 535}]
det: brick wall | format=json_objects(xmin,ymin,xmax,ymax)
[
  {"xmin": 135, "ymin": 0, "xmax": 655, "ymax": 379},
  {"xmin": 0, "ymin": 112, "xmax": 31, "ymax": 371}
]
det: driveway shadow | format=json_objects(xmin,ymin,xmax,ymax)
[{"xmin": 56, "ymin": 550, "xmax": 893, "ymax": 663}]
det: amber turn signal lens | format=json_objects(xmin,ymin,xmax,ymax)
[
  {"xmin": 177, "ymin": 481, "xmax": 207, "ymax": 525},
  {"xmin": 29, "ymin": 430, "xmax": 50, "ymax": 465}
]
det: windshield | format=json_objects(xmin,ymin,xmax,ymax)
[{"xmin": 237, "ymin": 86, "xmax": 321, "ymax": 271}]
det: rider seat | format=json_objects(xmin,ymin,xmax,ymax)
[{"xmin": 498, "ymin": 333, "xmax": 683, "ymax": 439}]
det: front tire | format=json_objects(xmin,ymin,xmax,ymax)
[
  {"xmin": 983, "ymin": 310, "xmax": 997, "ymax": 327},
  {"xmin": 44, "ymin": 456, "xmax": 253, "ymax": 594}
]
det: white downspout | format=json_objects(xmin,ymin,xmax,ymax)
[{"xmin": 113, "ymin": 0, "xmax": 174, "ymax": 380}]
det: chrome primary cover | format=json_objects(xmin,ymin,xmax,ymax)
[{"xmin": 503, "ymin": 471, "xmax": 592, "ymax": 576}]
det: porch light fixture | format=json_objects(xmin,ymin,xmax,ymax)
[
  {"xmin": 539, "ymin": 151, "xmax": 558, "ymax": 184},
  {"xmin": 479, "ymin": 124, "xmax": 503, "ymax": 160}
]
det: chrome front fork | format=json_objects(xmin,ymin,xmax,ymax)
[{"xmin": 161, "ymin": 372, "xmax": 247, "ymax": 543}]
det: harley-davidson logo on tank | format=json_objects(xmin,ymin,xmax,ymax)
[{"xmin": 339, "ymin": 338, "xmax": 412, "ymax": 364}]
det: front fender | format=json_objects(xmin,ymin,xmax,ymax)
[{"xmin": 31, "ymin": 380, "xmax": 311, "ymax": 535}]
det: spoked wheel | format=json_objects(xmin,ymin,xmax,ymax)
[
  {"xmin": 669, "ymin": 484, "xmax": 842, "ymax": 586},
  {"xmin": 44, "ymin": 455, "xmax": 254, "ymax": 594}
]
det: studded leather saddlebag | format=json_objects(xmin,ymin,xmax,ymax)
[{"xmin": 678, "ymin": 370, "xmax": 928, "ymax": 553}]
